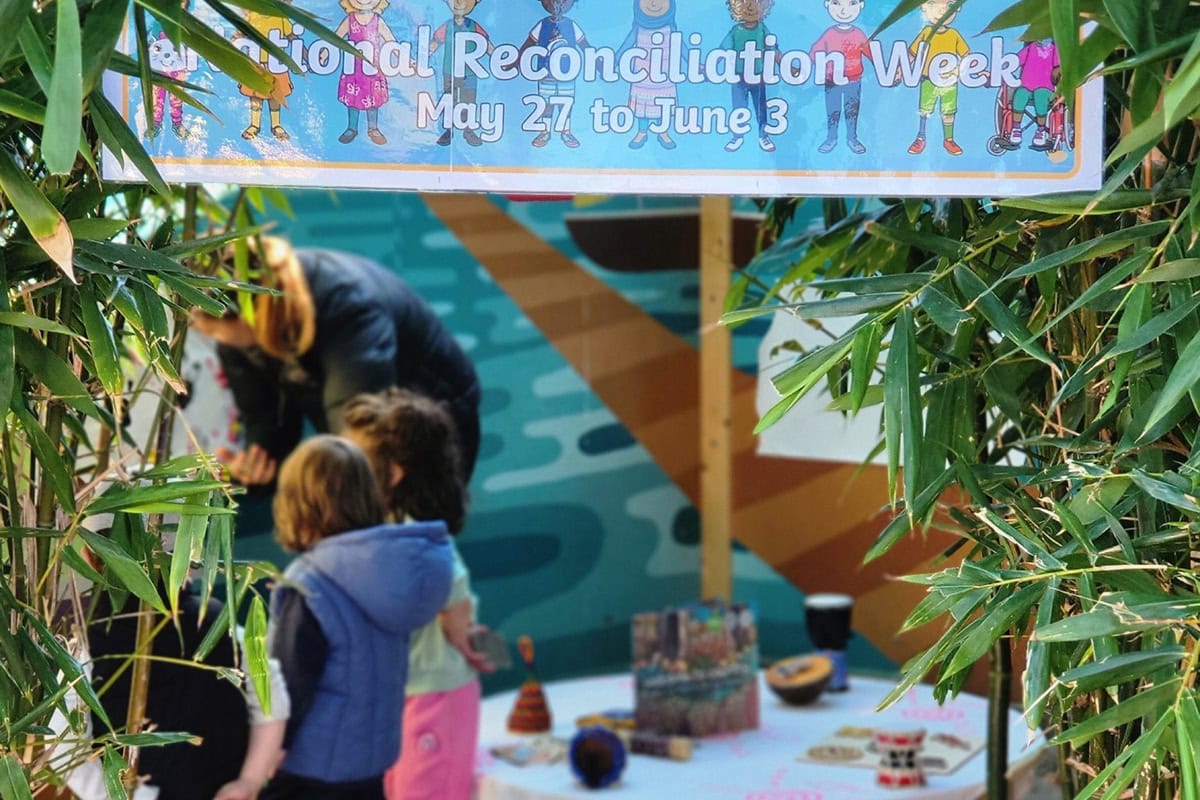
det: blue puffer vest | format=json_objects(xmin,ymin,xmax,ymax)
[{"xmin": 273, "ymin": 521, "xmax": 453, "ymax": 783}]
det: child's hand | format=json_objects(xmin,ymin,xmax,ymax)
[{"xmin": 214, "ymin": 778, "xmax": 261, "ymax": 800}]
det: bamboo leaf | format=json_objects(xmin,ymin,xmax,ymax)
[
  {"xmin": 169, "ymin": 502, "xmax": 209, "ymax": 618},
  {"xmin": 1035, "ymin": 252, "xmax": 1148, "ymax": 337},
  {"xmin": 0, "ymin": 151, "xmax": 75, "ymax": 282},
  {"xmin": 721, "ymin": 294, "xmax": 904, "ymax": 325},
  {"xmin": 1179, "ymin": 693, "xmax": 1200, "ymax": 800},
  {"xmin": 943, "ymin": 584, "xmax": 1041, "ymax": 679},
  {"xmin": 0, "ymin": 258, "xmax": 14, "ymax": 420},
  {"xmin": 18, "ymin": 19, "xmax": 52, "ymax": 93},
  {"xmin": 176, "ymin": 7, "xmax": 272, "ymax": 93},
  {"xmin": 1081, "ymin": 710, "xmax": 1174, "ymax": 800},
  {"xmin": 89, "ymin": 92, "xmax": 171, "ymax": 198},
  {"xmin": 101, "ymin": 747, "xmax": 128, "ymax": 800},
  {"xmin": 1138, "ymin": 327, "xmax": 1200, "ymax": 440},
  {"xmin": 999, "ymin": 190, "xmax": 1173, "ymax": 215},
  {"xmin": 0, "ymin": 754, "xmax": 34, "ymax": 800},
  {"xmin": 0, "ymin": 0, "xmax": 29, "ymax": 62},
  {"xmin": 12, "ymin": 403, "xmax": 76, "ymax": 514},
  {"xmin": 88, "ymin": 481, "xmax": 228, "ymax": 515},
  {"xmin": 849, "ymin": 322, "xmax": 882, "ymax": 416},
  {"xmin": 893, "ymin": 309, "xmax": 923, "ymax": 517},
  {"xmin": 78, "ymin": 281, "xmax": 123, "ymax": 398},
  {"xmin": 920, "ymin": 286, "xmax": 971, "ymax": 334},
  {"xmin": 805, "ymin": 273, "xmax": 935, "ymax": 296},
  {"xmin": 1001, "ymin": 223, "xmax": 1171, "ymax": 285},
  {"xmin": 1051, "ymin": 679, "xmax": 1179, "ymax": 746},
  {"xmin": 1033, "ymin": 606, "xmax": 1124, "ymax": 642},
  {"xmin": 1106, "ymin": 294, "xmax": 1200, "ymax": 357},
  {"xmin": 865, "ymin": 222, "xmax": 966, "ymax": 261},
  {"xmin": 976, "ymin": 508, "xmax": 1065, "ymax": 569},
  {"xmin": 1135, "ymin": 258, "xmax": 1200, "ymax": 283},
  {"xmin": 1023, "ymin": 578, "xmax": 1060, "ymax": 730},
  {"xmin": 1049, "ymin": 0, "xmax": 1080, "ymax": 92},
  {"xmin": 79, "ymin": 530, "xmax": 167, "ymax": 615},
  {"xmin": 864, "ymin": 466, "xmax": 953, "ymax": 563},
  {"xmin": 954, "ymin": 267, "xmax": 1053, "ymax": 366},
  {"xmin": 44, "ymin": 0, "xmax": 84, "ymax": 175},
  {"xmin": 753, "ymin": 389, "xmax": 802, "ymax": 435},
  {"xmin": 1058, "ymin": 647, "xmax": 1187, "ymax": 694},
  {"xmin": 1129, "ymin": 469, "xmax": 1200, "ymax": 513},
  {"xmin": 24, "ymin": 613, "xmax": 112, "ymax": 731},
  {"xmin": 244, "ymin": 594, "xmax": 271, "ymax": 718},
  {"xmin": 0, "ymin": 313, "xmax": 78, "ymax": 338},
  {"xmin": 13, "ymin": 330, "xmax": 101, "ymax": 418},
  {"xmin": 81, "ymin": 0, "xmax": 129, "ymax": 93}
]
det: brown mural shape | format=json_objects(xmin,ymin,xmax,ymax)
[{"xmin": 423, "ymin": 194, "xmax": 973, "ymax": 678}]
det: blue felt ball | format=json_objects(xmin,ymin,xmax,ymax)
[{"xmin": 569, "ymin": 727, "xmax": 627, "ymax": 790}]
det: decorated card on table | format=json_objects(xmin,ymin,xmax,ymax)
[
  {"xmin": 632, "ymin": 600, "xmax": 759, "ymax": 737},
  {"xmin": 797, "ymin": 727, "xmax": 985, "ymax": 775}
]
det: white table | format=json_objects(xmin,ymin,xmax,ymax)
[{"xmin": 474, "ymin": 673, "xmax": 1045, "ymax": 800}]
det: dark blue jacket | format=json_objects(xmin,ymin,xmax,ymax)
[
  {"xmin": 271, "ymin": 521, "xmax": 454, "ymax": 783},
  {"xmin": 219, "ymin": 248, "xmax": 482, "ymax": 477}
]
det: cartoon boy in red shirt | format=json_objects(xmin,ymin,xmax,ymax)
[{"xmin": 811, "ymin": 0, "xmax": 871, "ymax": 154}]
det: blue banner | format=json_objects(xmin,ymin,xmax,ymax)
[{"xmin": 104, "ymin": 0, "xmax": 1104, "ymax": 196}]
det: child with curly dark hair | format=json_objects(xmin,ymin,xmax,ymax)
[{"xmin": 343, "ymin": 389, "xmax": 491, "ymax": 800}]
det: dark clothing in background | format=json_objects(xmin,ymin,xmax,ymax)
[
  {"xmin": 260, "ymin": 772, "xmax": 385, "ymax": 800},
  {"xmin": 88, "ymin": 593, "xmax": 249, "ymax": 800},
  {"xmin": 218, "ymin": 249, "xmax": 482, "ymax": 480}
]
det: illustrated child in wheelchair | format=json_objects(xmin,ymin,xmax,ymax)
[{"xmin": 990, "ymin": 38, "xmax": 1072, "ymax": 155}]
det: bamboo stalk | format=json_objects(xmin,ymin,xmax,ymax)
[
  {"xmin": 988, "ymin": 635, "xmax": 1012, "ymax": 800},
  {"xmin": 122, "ymin": 186, "xmax": 200, "ymax": 790}
]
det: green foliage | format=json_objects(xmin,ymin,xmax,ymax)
[
  {"xmin": 730, "ymin": 1, "xmax": 1200, "ymax": 796},
  {"xmin": 0, "ymin": 0, "xmax": 321, "ymax": 794}
]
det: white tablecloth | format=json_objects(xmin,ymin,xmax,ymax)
[{"xmin": 475, "ymin": 673, "xmax": 1045, "ymax": 800}]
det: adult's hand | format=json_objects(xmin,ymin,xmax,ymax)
[
  {"xmin": 216, "ymin": 444, "xmax": 278, "ymax": 487},
  {"xmin": 189, "ymin": 308, "xmax": 258, "ymax": 349}
]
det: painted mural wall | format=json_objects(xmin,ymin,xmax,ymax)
[{"xmin": 214, "ymin": 191, "xmax": 897, "ymax": 692}]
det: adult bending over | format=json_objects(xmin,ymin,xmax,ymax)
[{"xmin": 191, "ymin": 238, "xmax": 481, "ymax": 487}]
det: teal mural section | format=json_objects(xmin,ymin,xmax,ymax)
[{"xmin": 235, "ymin": 192, "xmax": 895, "ymax": 692}]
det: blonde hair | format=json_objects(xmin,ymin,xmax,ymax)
[
  {"xmin": 273, "ymin": 435, "xmax": 386, "ymax": 552},
  {"xmin": 251, "ymin": 236, "xmax": 317, "ymax": 360},
  {"xmin": 340, "ymin": 0, "xmax": 390, "ymax": 12}
]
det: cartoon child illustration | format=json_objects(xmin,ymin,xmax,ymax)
[
  {"xmin": 907, "ymin": 0, "xmax": 969, "ymax": 156},
  {"xmin": 336, "ymin": 0, "xmax": 396, "ymax": 145},
  {"xmin": 235, "ymin": 9, "xmax": 295, "ymax": 141},
  {"xmin": 520, "ymin": 0, "xmax": 590, "ymax": 148},
  {"xmin": 431, "ymin": 0, "xmax": 494, "ymax": 147},
  {"xmin": 1008, "ymin": 38, "xmax": 1060, "ymax": 150},
  {"xmin": 812, "ymin": 0, "xmax": 871, "ymax": 154},
  {"xmin": 720, "ymin": 0, "xmax": 777, "ymax": 153},
  {"xmin": 145, "ymin": 0, "xmax": 192, "ymax": 140},
  {"xmin": 620, "ymin": 0, "xmax": 678, "ymax": 150},
  {"xmin": 147, "ymin": 38, "xmax": 189, "ymax": 139}
]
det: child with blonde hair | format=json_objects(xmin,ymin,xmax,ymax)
[
  {"xmin": 343, "ymin": 389, "xmax": 491, "ymax": 800},
  {"xmin": 263, "ymin": 435, "xmax": 453, "ymax": 800}
]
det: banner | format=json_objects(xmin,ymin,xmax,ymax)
[{"xmin": 103, "ymin": 0, "xmax": 1105, "ymax": 196}]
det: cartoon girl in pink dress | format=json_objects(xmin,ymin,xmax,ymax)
[{"xmin": 336, "ymin": 0, "xmax": 396, "ymax": 145}]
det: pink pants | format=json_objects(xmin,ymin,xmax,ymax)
[
  {"xmin": 153, "ymin": 71, "xmax": 186, "ymax": 126},
  {"xmin": 384, "ymin": 679, "xmax": 481, "ymax": 800}
]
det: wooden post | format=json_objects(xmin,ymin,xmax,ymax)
[{"xmin": 700, "ymin": 196, "xmax": 733, "ymax": 602}]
